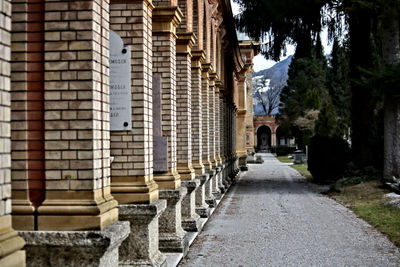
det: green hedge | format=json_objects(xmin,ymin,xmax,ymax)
[{"xmin": 276, "ymin": 146, "xmax": 297, "ymax": 156}]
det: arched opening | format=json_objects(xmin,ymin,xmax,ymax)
[{"xmin": 257, "ymin": 125, "xmax": 271, "ymax": 152}]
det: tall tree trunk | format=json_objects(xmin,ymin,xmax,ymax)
[
  {"xmin": 349, "ymin": 11, "xmax": 382, "ymax": 169},
  {"xmin": 382, "ymin": 1, "xmax": 400, "ymax": 178}
]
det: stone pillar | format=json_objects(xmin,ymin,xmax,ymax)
[
  {"xmin": 109, "ymin": 2, "xmax": 167, "ymax": 266},
  {"xmin": 0, "ymin": 1, "xmax": 26, "ymax": 265},
  {"xmin": 191, "ymin": 50, "xmax": 210, "ymax": 218},
  {"xmin": 152, "ymin": 6, "xmax": 188, "ymax": 254},
  {"xmin": 176, "ymin": 32, "xmax": 201, "ymax": 232},
  {"xmin": 272, "ymin": 132, "xmax": 277, "ymax": 148},
  {"xmin": 15, "ymin": 0, "xmax": 130, "ymax": 265}
]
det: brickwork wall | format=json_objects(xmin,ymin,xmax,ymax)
[
  {"xmin": 176, "ymin": 48, "xmax": 193, "ymax": 175},
  {"xmin": 201, "ymin": 65, "xmax": 210, "ymax": 169},
  {"xmin": 0, "ymin": 0, "xmax": 12, "ymax": 221},
  {"xmin": 109, "ymin": 2, "xmax": 153, "ymax": 181},
  {"xmin": 192, "ymin": 0, "xmax": 203, "ymax": 50},
  {"xmin": 11, "ymin": 0, "xmax": 45, "ymax": 222},
  {"xmin": 177, "ymin": 0, "xmax": 192, "ymax": 32},
  {"xmin": 204, "ymin": 1, "xmax": 210, "ymax": 62}
]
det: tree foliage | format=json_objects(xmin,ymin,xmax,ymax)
[
  {"xmin": 253, "ymin": 76, "xmax": 283, "ymax": 115},
  {"xmin": 236, "ymin": 0, "xmax": 400, "ymax": 174}
]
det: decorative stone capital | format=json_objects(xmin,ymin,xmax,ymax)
[
  {"xmin": 201, "ymin": 63, "xmax": 212, "ymax": 79},
  {"xmin": 191, "ymin": 50, "xmax": 205, "ymax": 68},
  {"xmin": 176, "ymin": 32, "xmax": 196, "ymax": 55},
  {"xmin": 152, "ymin": 6, "xmax": 183, "ymax": 37}
]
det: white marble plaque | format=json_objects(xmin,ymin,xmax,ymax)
[{"xmin": 110, "ymin": 30, "xmax": 131, "ymax": 131}]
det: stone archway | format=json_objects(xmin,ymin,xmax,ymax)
[{"xmin": 257, "ymin": 125, "xmax": 272, "ymax": 152}]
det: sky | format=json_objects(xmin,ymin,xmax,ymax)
[{"xmin": 231, "ymin": 1, "xmax": 332, "ymax": 72}]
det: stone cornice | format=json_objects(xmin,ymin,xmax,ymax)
[
  {"xmin": 152, "ymin": 6, "xmax": 183, "ymax": 38},
  {"xmin": 201, "ymin": 63, "xmax": 212, "ymax": 74},
  {"xmin": 110, "ymin": 0, "xmax": 154, "ymax": 10},
  {"xmin": 191, "ymin": 50, "xmax": 206, "ymax": 68},
  {"xmin": 176, "ymin": 32, "xmax": 196, "ymax": 55}
]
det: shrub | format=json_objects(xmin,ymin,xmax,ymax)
[
  {"xmin": 308, "ymin": 135, "xmax": 350, "ymax": 183},
  {"xmin": 276, "ymin": 146, "xmax": 297, "ymax": 156}
]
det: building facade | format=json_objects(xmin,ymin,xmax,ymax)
[{"xmin": 0, "ymin": 0, "xmax": 257, "ymax": 266}]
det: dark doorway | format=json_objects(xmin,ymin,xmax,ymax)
[{"xmin": 257, "ymin": 125, "xmax": 271, "ymax": 152}]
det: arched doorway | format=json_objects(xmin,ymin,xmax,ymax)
[{"xmin": 257, "ymin": 125, "xmax": 271, "ymax": 152}]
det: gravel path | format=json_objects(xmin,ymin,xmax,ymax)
[{"xmin": 179, "ymin": 153, "xmax": 400, "ymax": 267}]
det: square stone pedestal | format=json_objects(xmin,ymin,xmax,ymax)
[
  {"xmin": 20, "ymin": 221, "xmax": 129, "ymax": 267},
  {"xmin": 158, "ymin": 188, "xmax": 189, "ymax": 256},
  {"xmin": 181, "ymin": 179, "xmax": 201, "ymax": 232},
  {"xmin": 205, "ymin": 170, "xmax": 217, "ymax": 208},
  {"xmin": 118, "ymin": 200, "xmax": 167, "ymax": 266},
  {"xmin": 195, "ymin": 174, "xmax": 210, "ymax": 218},
  {"xmin": 239, "ymin": 155, "xmax": 248, "ymax": 171},
  {"xmin": 212, "ymin": 167, "xmax": 222, "ymax": 199},
  {"xmin": 218, "ymin": 164, "xmax": 226, "ymax": 194}
]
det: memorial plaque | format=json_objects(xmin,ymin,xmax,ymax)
[
  {"xmin": 153, "ymin": 136, "xmax": 168, "ymax": 173},
  {"xmin": 110, "ymin": 30, "xmax": 132, "ymax": 131},
  {"xmin": 152, "ymin": 74, "xmax": 168, "ymax": 172}
]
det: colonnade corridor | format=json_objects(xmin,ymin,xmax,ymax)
[{"xmin": 180, "ymin": 153, "xmax": 400, "ymax": 266}]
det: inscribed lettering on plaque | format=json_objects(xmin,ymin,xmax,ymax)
[{"xmin": 109, "ymin": 30, "xmax": 132, "ymax": 131}]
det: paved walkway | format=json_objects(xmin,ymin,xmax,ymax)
[{"xmin": 180, "ymin": 153, "xmax": 400, "ymax": 267}]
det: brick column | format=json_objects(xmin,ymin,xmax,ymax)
[
  {"xmin": 191, "ymin": 50, "xmax": 205, "ymax": 174},
  {"xmin": 0, "ymin": 1, "xmax": 26, "ymax": 265},
  {"xmin": 176, "ymin": 32, "xmax": 201, "ymax": 232},
  {"xmin": 152, "ymin": 6, "xmax": 188, "ymax": 255},
  {"xmin": 201, "ymin": 63, "xmax": 212, "ymax": 170},
  {"xmin": 37, "ymin": 0, "xmax": 119, "ymax": 231},
  {"xmin": 201, "ymin": 63, "xmax": 216, "ymax": 207},
  {"xmin": 176, "ymin": 32, "xmax": 195, "ymax": 180},
  {"xmin": 109, "ymin": 1, "xmax": 158, "ymax": 205},
  {"xmin": 191, "ymin": 50, "xmax": 209, "ymax": 218},
  {"xmin": 214, "ymin": 80, "xmax": 225, "ymax": 193},
  {"xmin": 208, "ymin": 72, "xmax": 221, "ymax": 198},
  {"xmin": 109, "ymin": 2, "xmax": 167, "ymax": 266}
]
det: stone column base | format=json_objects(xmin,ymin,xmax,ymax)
[
  {"xmin": 0, "ymin": 215, "xmax": 25, "ymax": 266},
  {"xmin": 20, "ymin": 221, "xmax": 129, "ymax": 267},
  {"xmin": 118, "ymin": 200, "xmax": 167, "ymax": 267},
  {"xmin": 158, "ymin": 188, "xmax": 189, "ymax": 256},
  {"xmin": 239, "ymin": 154, "xmax": 248, "ymax": 171},
  {"xmin": 212, "ymin": 167, "xmax": 222, "ymax": 199},
  {"xmin": 195, "ymin": 174, "xmax": 210, "ymax": 218},
  {"xmin": 181, "ymin": 180, "xmax": 201, "ymax": 232},
  {"xmin": 205, "ymin": 170, "xmax": 217, "ymax": 208},
  {"xmin": 218, "ymin": 164, "xmax": 226, "ymax": 193}
]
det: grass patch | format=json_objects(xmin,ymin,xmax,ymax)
[
  {"xmin": 329, "ymin": 180, "xmax": 400, "ymax": 247},
  {"xmin": 273, "ymin": 154, "xmax": 313, "ymax": 180},
  {"xmin": 291, "ymin": 164, "xmax": 313, "ymax": 180},
  {"xmin": 274, "ymin": 154, "xmax": 293, "ymax": 163}
]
